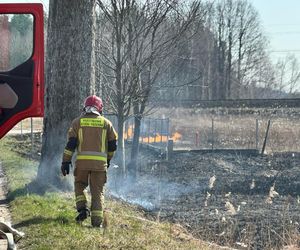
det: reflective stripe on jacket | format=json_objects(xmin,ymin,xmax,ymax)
[{"xmin": 62, "ymin": 113, "xmax": 117, "ymax": 171}]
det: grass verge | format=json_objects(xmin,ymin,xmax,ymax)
[{"xmin": 0, "ymin": 136, "xmax": 213, "ymax": 250}]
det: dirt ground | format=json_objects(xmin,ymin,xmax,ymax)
[
  {"xmin": 6, "ymin": 110, "xmax": 300, "ymax": 249},
  {"xmin": 0, "ymin": 164, "xmax": 10, "ymax": 223},
  {"xmin": 0, "ymin": 163, "xmax": 10, "ymax": 249},
  {"xmin": 108, "ymin": 150, "xmax": 300, "ymax": 249}
]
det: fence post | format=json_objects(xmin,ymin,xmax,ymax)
[
  {"xmin": 160, "ymin": 119, "xmax": 163, "ymax": 145},
  {"xmin": 196, "ymin": 132, "xmax": 199, "ymax": 148},
  {"xmin": 167, "ymin": 139, "xmax": 173, "ymax": 161},
  {"xmin": 125, "ymin": 119, "xmax": 128, "ymax": 141},
  {"xmin": 211, "ymin": 118, "xmax": 214, "ymax": 150},
  {"xmin": 31, "ymin": 118, "xmax": 34, "ymax": 153},
  {"xmin": 157, "ymin": 161, "xmax": 162, "ymax": 220},
  {"xmin": 261, "ymin": 119, "xmax": 271, "ymax": 155},
  {"xmin": 140, "ymin": 118, "xmax": 143, "ymax": 143},
  {"xmin": 166, "ymin": 118, "xmax": 170, "ymax": 149},
  {"xmin": 256, "ymin": 119, "xmax": 259, "ymax": 150},
  {"xmin": 148, "ymin": 118, "xmax": 151, "ymax": 144},
  {"xmin": 20, "ymin": 120, "xmax": 23, "ymax": 136},
  {"xmin": 154, "ymin": 119, "xmax": 157, "ymax": 143}
]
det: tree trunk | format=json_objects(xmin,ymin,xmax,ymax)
[
  {"xmin": 130, "ymin": 108, "xmax": 141, "ymax": 182},
  {"xmin": 218, "ymin": 41, "xmax": 226, "ymax": 100},
  {"xmin": 227, "ymin": 27, "xmax": 233, "ymax": 99},
  {"xmin": 116, "ymin": 109, "xmax": 126, "ymax": 178},
  {"xmin": 237, "ymin": 34, "xmax": 243, "ymax": 99},
  {"xmin": 38, "ymin": 0, "xmax": 96, "ymax": 186}
]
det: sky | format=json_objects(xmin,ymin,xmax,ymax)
[
  {"xmin": 42, "ymin": 0, "xmax": 300, "ymax": 64},
  {"xmin": 250, "ymin": 0, "xmax": 300, "ymax": 63},
  {"xmin": 2, "ymin": 0, "xmax": 300, "ymax": 64}
]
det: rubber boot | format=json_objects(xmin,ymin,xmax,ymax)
[
  {"xmin": 91, "ymin": 216, "xmax": 102, "ymax": 228},
  {"xmin": 75, "ymin": 208, "xmax": 90, "ymax": 223}
]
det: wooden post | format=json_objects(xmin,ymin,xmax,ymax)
[
  {"xmin": 196, "ymin": 132, "xmax": 199, "ymax": 147},
  {"xmin": 154, "ymin": 119, "xmax": 157, "ymax": 143},
  {"xmin": 139, "ymin": 118, "xmax": 143, "ymax": 143},
  {"xmin": 125, "ymin": 120, "xmax": 128, "ymax": 141},
  {"xmin": 256, "ymin": 119, "xmax": 259, "ymax": 150},
  {"xmin": 157, "ymin": 161, "xmax": 162, "ymax": 221},
  {"xmin": 166, "ymin": 118, "xmax": 170, "ymax": 147},
  {"xmin": 211, "ymin": 118, "xmax": 214, "ymax": 150},
  {"xmin": 160, "ymin": 119, "xmax": 163, "ymax": 144},
  {"xmin": 261, "ymin": 120, "xmax": 271, "ymax": 155},
  {"xmin": 148, "ymin": 118, "xmax": 151, "ymax": 144},
  {"xmin": 167, "ymin": 139, "xmax": 173, "ymax": 161},
  {"xmin": 20, "ymin": 120, "xmax": 23, "ymax": 136},
  {"xmin": 31, "ymin": 118, "xmax": 34, "ymax": 153}
]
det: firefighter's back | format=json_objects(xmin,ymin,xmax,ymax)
[{"xmin": 74, "ymin": 113, "xmax": 111, "ymax": 171}]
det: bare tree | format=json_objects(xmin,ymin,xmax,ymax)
[
  {"xmin": 247, "ymin": 54, "xmax": 276, "ymax": 98},
  {"xmin": 211, "ymin": 0, "xmax": 268, "ymax": 99},
  {"xmin": 274, "ymin": 54, "xmax": 300, "ymax": 95},
  {"xmin": 234, "ymin": 0, "xmax": 267, "ymax": 98},
  {"xmin": 38, "ymin": 0, "xmax": 97, "ymax": 185},
  {"xmin": 96, "ymin": 0, "xmax": 139, "ymax": 177},
  {"xmin": 128, "ymin": 1, "xmax": 205, "ymax": 179},
  {"xmin": 213, "ymin": 1, "xmax": 228, "ymax": 99},
  {"xmin": 96, "ymin": 0, "xmax": 203, "ymax": 178},
  {"xmin": 158, "ymin": 2, "xmax": 214, "ymax": 102}
]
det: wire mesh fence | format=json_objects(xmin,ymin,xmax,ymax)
[
  {"xmin": 105, "ymin": 114, "xmax": 170, "ymax": 148},
  {"xmin": 168, "ymin": 114, "xmax": 300, "ymax": 152},
  {"xmin": 7, "ymin": 113, "xmax": 300, "ymax": 153}
]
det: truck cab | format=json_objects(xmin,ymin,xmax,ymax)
[{"xmin": 0, "ymin": 3, "xmax": 44, "ymax": 138}]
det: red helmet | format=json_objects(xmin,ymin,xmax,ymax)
[{"xmin": 84, "ymin": 95, "xmax": 103, "ymax": 112}]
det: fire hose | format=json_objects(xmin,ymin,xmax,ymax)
[{"xmin": 0, "ymin": 222, "xmax": 24, "ymax": 250}]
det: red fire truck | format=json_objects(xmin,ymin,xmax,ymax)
[{"xmin": 0, "ymin": 3, "xmax": 44, "ymax": 138}]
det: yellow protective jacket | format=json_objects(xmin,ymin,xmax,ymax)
[{"xmin": 62, "ymin": 113, "xmax": 117, "ymax": 171}]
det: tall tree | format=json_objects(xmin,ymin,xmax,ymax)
[
  {"xmin": 38, "ymin": 0, "xmax": 97, "ymax": 185},
  {"xmin": 212, "ymin": 0, "xmax": 267, "ymax": 99},
  {"xmin": 97, "ymin": 0, "xmax": 137, "ymax": 177},
  {"xmin": 9, "ymin": 14, "xmax": 33, "ymax": 69},
  {"xmin": 275, "ymin": 54, "xmax": 300, "ymax": 95},
  {"xmin": 129, "ymin": 0, "xmax": 204, "ymax": 180},
  {"xmin": 97, "ymin": 0, "xmax": 203, "ymax": 178}
]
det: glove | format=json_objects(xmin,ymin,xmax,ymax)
[
  {"xmin": 107, "ymin": 159, "xmax": 110, "ymax": 169},
  {"xmin": 61, "ymin": 162, "xmax": 71, "ymax": 176}
]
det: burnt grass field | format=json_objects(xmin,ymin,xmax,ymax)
[
  {"xmin": 8, "ymin": 108, "xmax": 300, "ymax": 249},
  {"xmin": 109, "ymin": 150, "xmax": 300, "ymax": 249},
  {"xmin": 109, "ymin": 107, "xmax": 300, "ymax": 249}
]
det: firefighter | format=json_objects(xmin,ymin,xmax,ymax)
[{"xmin": 61, "ymin": 95, "xmax": 117, "ymax": 227}]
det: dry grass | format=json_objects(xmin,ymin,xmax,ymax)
[
  {"xmin": 9, "ymin": 108, "xmax": 300, "ymax": 153},
  {"xmin": 0, "ymin": 136, "xmax": 225, "ymax": 250},
  {"xmin": 156, "ymin": 108, "xmax": 300, "ymax": 152},
  {"xmin": 9, "ymin": 117, "xmax": 43, "ymax": 133}
]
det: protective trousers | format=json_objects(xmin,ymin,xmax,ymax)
[{"xmin": 74, "ymin": 169, "xmax": 106, "ymax": 227}]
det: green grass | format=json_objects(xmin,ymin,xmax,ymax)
[{"xmin": 0, "ymin": 136, "xmax": 211, "ymax": 250}]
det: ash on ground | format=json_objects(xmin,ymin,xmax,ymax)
[{"xmin": 108, "ymin": 151, "xmax": 300, "ymax": 249}]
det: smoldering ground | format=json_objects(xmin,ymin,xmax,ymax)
[
  {"xmin": 8, "ymin": 132, "xmax": 300, "ymax": 249},
  {"xmin": 106, "ymin": 150, "xmax": 300, "ymax": 249},
  {"xmin": 107, "ymin": 165, "xmax": 204, "ymax": 211}
]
